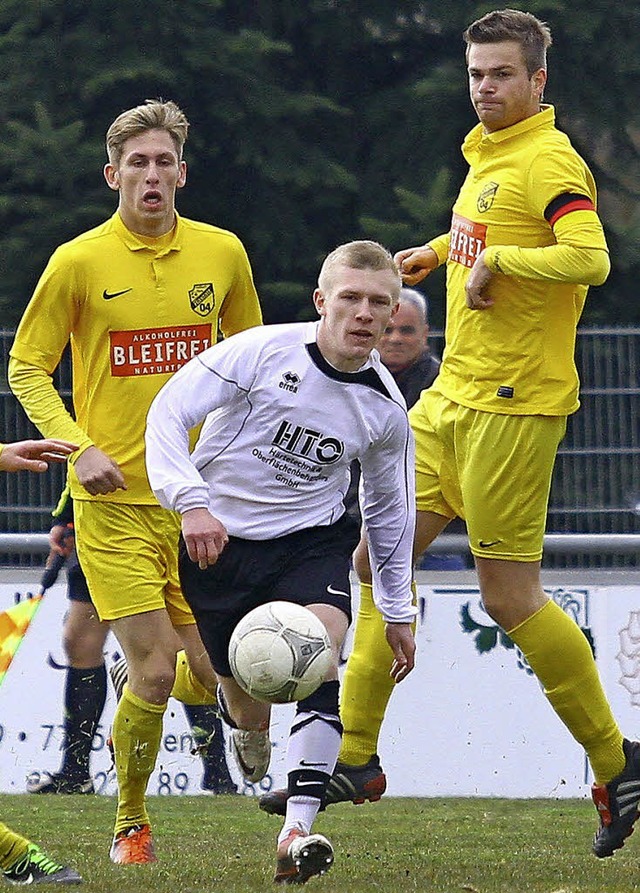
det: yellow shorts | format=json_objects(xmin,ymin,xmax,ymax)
[
  {"xmin": 73, "ymin": 501, "xmax": 195, "ymax": 625},
  {"xmin": 409, "ymin": 386, "xmax": 567, "ymax": 562}
]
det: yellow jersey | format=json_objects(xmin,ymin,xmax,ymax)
[
  {"xmin": 430, "ymin": 106, "xmax": 609, "ymax": 416},
  {"xmin": 9, "ymin": 211, "xmax": 262, "ymax": 502}
]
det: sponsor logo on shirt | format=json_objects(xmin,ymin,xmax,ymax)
[
  {"xmin": 188, "ymin": 282, "xmax": 215, "ymax": 317},
  {"xmin": 272, "ymin": 420, "xmax": 344, "ymax": 465},
  {"xmin": 109, "ymin": 324, "xmax": 212, "ymax": 376},
  {"xmin": 448, "ymin": 214, "xmax": 486, "ymax": 269},
  {"xmin": 279, "ymin": 371, "xmax": 300, "ymax": 393}
]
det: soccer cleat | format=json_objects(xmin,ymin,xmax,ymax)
[
  {"xmin": 109, "ymin": 824, "xmax": 157, "ymax": 865},
  {"xmin": 275, "ymin": 825, "xmax": 334, "ymax": 885},
  {"xmin": 259, "ymin": 754, "xmax": 387, "ymax": 816},
  {"xmin": 592, "ymin": 738, "xmax": 640, "ymax": 857},
  {"xmin": 231, "ymin": 728, "xmax": 271, "ymax": 783},
  {"xmin": 3, "ymin": 843, "xmax": 82, "ymax": 885},
  {"xmin": 26, "ymin": 771, "xmax": 94, "ymax": 795},
  {"xmin": 109, "ymin": 657, "xmax": 128, "ymax": 701}
]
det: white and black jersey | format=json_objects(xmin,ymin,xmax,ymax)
[{"xmin": 145, "ymin": 321, "xmax": 416, "ymax": 623}]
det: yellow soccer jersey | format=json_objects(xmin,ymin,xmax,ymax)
[
  {"xmin": 432, "ymin": 106, "xmax": 609, "ymax": 416},
  {"xmin": 9, "ymin": 212, "xmax": 262, "ymax": 503}
]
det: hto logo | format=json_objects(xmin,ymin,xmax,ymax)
[{"xmin": 272, "ymin": 421, "xmax": 344, "ymax": 465}]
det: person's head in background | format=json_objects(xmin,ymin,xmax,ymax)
[{"xmin": 378, "ymin": 287, "xmax": 430, "ymax": 375}]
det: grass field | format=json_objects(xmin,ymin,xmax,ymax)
[{"xmin": 2, "ymin": 793, "xmax": 640, "ymax": 892}]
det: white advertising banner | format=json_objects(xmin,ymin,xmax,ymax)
[{"xmin": 1, "ymin": 576, "xmax": 639, "ymax": 799}]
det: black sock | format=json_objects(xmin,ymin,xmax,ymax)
[
  {"xmin": 59, "ymin": 664, "xmax": 107, "ymax": 780},
  {"xmin": 183, "ymin": 703, "xmax": 237, "ymax": 792}
]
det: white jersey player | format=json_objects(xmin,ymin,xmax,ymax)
[{"xmin": 145, "ymin": 240, "xmax": 416, "ymax": 884}]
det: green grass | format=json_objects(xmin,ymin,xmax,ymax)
[{"xmin": 2, "ymin": 794, "xmax": 640, "ymax": 892}]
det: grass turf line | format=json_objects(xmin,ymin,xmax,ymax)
[{"xmin": 1, "ymin": 794, "xmax": 639, "ymax": 893}]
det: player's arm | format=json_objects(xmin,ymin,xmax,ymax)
[
  {"xmin": 359, "ymin": 411, "xmax": 417, "ymax": 679},
  {"xmin": 217, "ymin": 238, "xmax": 263, "ymax": 338},
  {"xmin": 145, "ymin": 339, "xmax": 249, "ymax": 512},
  {"xmin": 468, "ymin": 151, "xmax": 610, "ymax": 309},
  {"xmin": 8, "ymin": 359, "xmax": 125, "ymax": 495}
]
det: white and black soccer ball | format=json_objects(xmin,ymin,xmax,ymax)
[{"xmin": 228, "ymin": 601, "xmax": 332, "ymax": 704}]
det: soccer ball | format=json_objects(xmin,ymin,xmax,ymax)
[{"xmin": 228, "ymin": 601, "xmax": 332, "ymax": 704}]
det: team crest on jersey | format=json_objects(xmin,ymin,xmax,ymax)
[
  {"xmin": 189, "ymin": 283, "xmax": 215, "ymax": 317},
  {"xmin": 477, "ymin": 181, "xmax": 499, "ymax": 213},
  {"xmin": 279, "ymin": 372, "xmax": 300, "ymax": 394}
]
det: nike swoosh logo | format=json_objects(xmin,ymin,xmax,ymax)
[
  {"xmin": 103, "ymin": 288, "xmax": 133, "ymax": 300},
  {"xmin": 326, "ymin": 584, "xmax": 349, "ymax": 598},
  {"xmin": 235, "ymin": 752, "xmax": 256, "ymax": 777},
  {"xmin": 296, "ymin": 780, "xmax": 322, "ymax": 787},
  {"xmin": 479, "ymin": 540, "xmax": 500, "ymax": 548},
  {"xmin": 300, "ymin": 759, "xmax": 328, "ymax": 767}
]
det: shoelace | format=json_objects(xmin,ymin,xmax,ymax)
[{"xmin": 10, "ymin": 846, "xmax": 63, "ymax": 877}]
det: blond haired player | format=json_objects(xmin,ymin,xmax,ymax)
[{"xmin": 9, "ymin": 99, "xmax": 262, "ymax": 865}]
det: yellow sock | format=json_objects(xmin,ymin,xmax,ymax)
[
  {"xmin": 112, "ymin": 685, "xmax": 165, "ymax": 834},
  {"xmin": 508, "ymin": 599, "xmax": 625, "ymax": 783},
  {"xmin": 339, "ymin": 582, "xmax": 411, "ymax": 765},
  {"xmin": 0, "ymin": 824, "xmax": 29, "ymax": 871},
  {"xmin": 170, "ymin": 650, "xmax": 217, "ymax": 705}
]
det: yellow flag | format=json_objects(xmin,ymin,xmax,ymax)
[{"xmin": 0, "ymin": 596, "xmax": 43, "ymax": 688}]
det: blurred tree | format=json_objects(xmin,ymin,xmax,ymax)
[{"xmin": 0, "ymin": 0, "xmax": 637, "ymax": 327}]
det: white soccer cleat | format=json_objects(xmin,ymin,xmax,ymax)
[
  {"xmin": 231, "ymin": 728, "xmax": 271, "ymax": 782},
  {"xmin": 275, "ymin": 826, "xmax": 334, "ymax": 884}
]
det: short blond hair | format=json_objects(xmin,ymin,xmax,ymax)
[
  {"xmin": 318, "ymin": 240, "xmax": 401, "ymax": 296},
  {"xmin": 106, "ymin": 99, "xmax": 189, "ymax": 166}
]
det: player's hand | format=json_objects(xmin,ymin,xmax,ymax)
[
  {"xmin": 0, "ymin": 438, "xmax": 78, "ymax": 473},
  {"xmin": 182, "ymin": 507, "xmax": 229, "ymax": 569},
  {"xmin": 385, "ymin": 621, "xmax": 416, "ymax": 682},
  {"xmin": 394, "ymin": 246, "xmax": 439, "ymax": 286},
  {"xmin": 74, "ymin": 446, "xmax": 126, "ymax": 495},
  {"xmin": 49, "ymin": 523, "xmax": 75, "ymax": 557},
  {"xmin": 465, "ymin": 250, "xmax": 495, "ymax": 310}
]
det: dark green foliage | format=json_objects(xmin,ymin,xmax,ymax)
[{"xmin": 0, "ymin": 0, "xmax": 637, "ymax": 327}]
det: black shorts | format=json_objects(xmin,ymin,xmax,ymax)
[
  {"xmin": 67, "ymin": 551, "xmax": 92, "ymax": 603},
  {"xmin": 178, "ymin": 514, "xmax": 359, "ymax": 676}
]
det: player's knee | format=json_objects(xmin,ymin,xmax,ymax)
[{"xmin": 296, "ymin": 679, "xmax": 341, "ymax": 732}]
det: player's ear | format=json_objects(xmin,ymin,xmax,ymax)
[
  {"xmin": 104, "ymin": 163, "xmax": 119, "ymax": 191},
  {"xmin": 533, "ymin": 67, "xmax": 547, "ymax": 98},
  {"xmin": 313, "ymin": 288, "xmax": 327, "ymax": 317},
  {"xmin": 177, "ymin": 160, "xmax": 187, "ymax": 189}
]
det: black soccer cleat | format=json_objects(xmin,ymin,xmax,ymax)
[
  {"xmin": 592, "ymin": 739, "xmax": 640, "ymax": 857},
  {"xmin": 259, "ymin": 754, "xmax": 386, "ymax": 816},
  {"xmin": 3, "ymin": 844, "xmax": 82, "ymax": 885}
]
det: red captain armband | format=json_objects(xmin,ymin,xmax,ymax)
[{"xmin": 544, "ymin": 193, "xmax": 595, "ymax": 228}]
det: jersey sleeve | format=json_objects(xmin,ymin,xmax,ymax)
[
  {"xmin": 217, "ymin": 237, "xmax": 263, "ymax": 339},
  {"xmin": 359, "ymin": 409, "xmax": 417, "ymax": 624},
  {"xmin": 483, "ymin": 145, "xmax": 610, "ymax": 286},
  {"xmin": 426, "ymin": 233, "xmax": 451, "ymax": 266},
  {"xmin": 8, "ymin": 249, "xmax": 91, "ymax": 449},
  {"xmin": 145, "ymin": 334, "xmax": 258, "ymax": 514}
]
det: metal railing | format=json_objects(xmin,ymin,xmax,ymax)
[{"xmin": 1, "ymin": 327, "xmax": 638, "ymax": 568}]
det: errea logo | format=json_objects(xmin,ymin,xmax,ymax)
[{"xmin": 279, "ymin": 371, "xmax": 300, "ymax": 394}]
